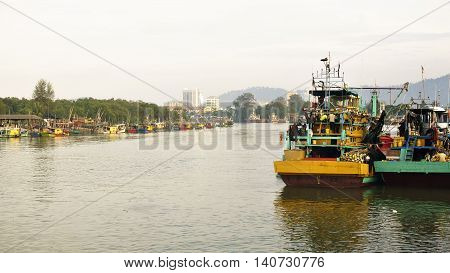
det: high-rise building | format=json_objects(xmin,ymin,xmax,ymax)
[
  {"xmin": 205, "ymin": 96, "xmax": 220, "ymax": 111},
  {"xmin": 183, "ymin": 88, "xmax": 202, "ymax": 108}
]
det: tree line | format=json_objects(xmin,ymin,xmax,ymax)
[
  {"xmin": 231, "ymin": 92, "xmax": 411, "ymax": 123},
  {"xmin": 0, "ymin": 79, "xmax": 188, "ymax": 123},
  {"xmin": 232, "ymin": 92, "xmax": 306, "ymax": 122}
]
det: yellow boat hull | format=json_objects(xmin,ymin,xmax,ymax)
[{"xmin": 274, "ymin": 160, "xmax": 375, "ymax": 188}]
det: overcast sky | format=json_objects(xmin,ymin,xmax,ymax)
[{"xmin": 0, "ymin": 0, "xmax": 449, "ymax": 104}]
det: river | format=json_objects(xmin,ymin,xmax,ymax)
[{"xmin": 0, "ymin": 124, "xmax": 449, "ymax": 252}]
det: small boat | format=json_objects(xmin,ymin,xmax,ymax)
[
  {"xmin": 40, "ymin": 129, "xmax": 51, "ymax": 137},
  {"xmin": 0, "ymin": 128, "xmax": 20, "ymax": 138},
  {"xmin": 181, "ymin": 123, "xmax": 192, "ymax": 130},
  {"xmin": 30, "ymin": 130, "xmax": 40, "ymax": 137},
  {"xmin": 137, "ymin": 127, "xmax": 147, "ymax": 134},
  {"xmin": 69, "ymin": 129, "xmax": 82, "ymax": 135},
  {"xmin": 20, "ymin": 129, "xmax": 29, "ymax": 137},
  {"xmin": 270, "ymin": 113, "xmax": 279, "ymax": 123},
  {"xmin": 106, "ymin": 126, "xmax": 118, "ymax": 134},
  {"xmin": 53, "ymin": 128, "xmax": 67, "ymax": 137},
  {"xmin": 172, "ymin": 124, "xmax": 181, "ymax": 131},
  {"xmin": 195, "ymin": 123, "xmax": 204, "ymax": 130},
  {"xmin": 152, "ymin": 122, "xmax": 165, "ymax": 131},
  {"xmin": 117, "ymin": 124, "xmax": 126, "ymax": 134},
  {"xmin": 127, "ymin": 126, "xmax": 138, "ymax": 134},
  {"xmin": 248, "ymin": 111, "xmax": 262, "ymax": 123}
]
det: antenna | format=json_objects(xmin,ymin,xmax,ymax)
[
  {"xmin": 438, "ymin": 89, "xmax": 440, "ymax": 107},
  {"xmin": 421, "ymin": 66, "xmax": 425, "ymax": 100},
  {"xmin": 435, "ymin": 89, "xmax": 437, "ymax": 107}
]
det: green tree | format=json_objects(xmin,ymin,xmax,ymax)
[
  {"xmin": 32, "ymin": 79, "xmax": 55, "ymax": 117},
  {"xmin": 232, "ymin": 93, "xmax": 257, "ymax": 122},
  {"xmin": 288, "ymin": 94, "xmax": 303, "ymax": 114},
  {"xmin": 265, "ymin": 96, "xmax": 287, "ymax": 120},
  {"xmin": 0, "ymin": 100, "xmax": 8, "ymax": 114}
]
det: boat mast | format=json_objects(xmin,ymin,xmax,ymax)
[{"xmin": 325, "ymin": 52, "xmax": 331, "ymax": 111}]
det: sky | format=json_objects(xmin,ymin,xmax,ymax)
[{"xmin": 0, "ymin": 0, "xmax": 449, "ymax": 104}]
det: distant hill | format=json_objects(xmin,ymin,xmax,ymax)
[
  {"xmin": 219, "ymin": 74, "xmax": 449, "ymax": 108},
  {"xmin": 402, "ymin": 74, "xmax": 449, "ymax": 106},
  {"xmin": 371, "ymin": 74, "xmax": 449, "ymax": 106},
  {"xmin": 219, "ymin": 87, "xmax": 287, "ymax": 106}
]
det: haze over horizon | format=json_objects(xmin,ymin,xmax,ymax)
[{"xmin": 0, "ymin": 0, "xmax": 449, "ymax": 104}]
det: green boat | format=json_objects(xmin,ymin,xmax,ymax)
[
  {"xmin": 375, "ymin": 160, "xmax": 450, "ymax": 187},
  {"xmin": 375, "ymin": 97, "xmax": 449, "ymax": 187}
]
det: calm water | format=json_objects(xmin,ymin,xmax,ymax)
[{"xmin": 0, "ymin": 124, "xmax": 449, "ymax": 252}]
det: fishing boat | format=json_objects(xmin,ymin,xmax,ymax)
[
  {"xmin": 53, "ymin": 128, "xmax": 68, "ymax": 137},
  {"xmin": 20, "ymin": 129, "xmax": 29, "ymax": 137},
  {"xmin": 153, "ymin": 122, "xmax": 165, "ymax": 131},
  {"xmin": 137, "ymin": 127, "xmax": 147, "ymax": 134},
  {"xmin": 30, "ymin": 129, "xmax": 40, "ymax": 137},
  {"xmin": 40, "ymin": 128, "xmax": 51, "ymax": 137},
  {"xmin": 195, "ymin": 123, "xmax": 205, "ymax": 130},
  {"xmin": 270, "ymin": 113, "xmax": 279, "ymax": 123},
  {"xmin": 0, "ymin": 128, "xmax": 20, "ymax": 138},
  {"xmin": 69, "ymin": 129, "xmax": 82, "ymax": 135},
  {"xmin": 105, "ymin": 126, "xmax": 118, "ymax": 134},
  {"xmin": 248, "ymin": 110, "xmax": 262, "ymax": 123},
  {"xmin": 117, "ymin": 124, "xmax": 127, "ymax": 134},
  {"xmin": 181, "ymin": 122, "xmax": 192, "ymax": 130},
  {"xmin": 170, "ymin": 123, "xmax": 180, "ymax": 131},
  {"xmin": 205, "ymin": 122, "xmax": 214, "ymax": 129},
  {"xmin": 127, "ymin": 125, "xmax": 138, "ymax": 134},
  {"xmin": 274, "ymin": 55, "xmax": 407, "ymax": 188},
  {"xmin": 374, "ymin": 97, "xmax": 450, "ymax": 187}
]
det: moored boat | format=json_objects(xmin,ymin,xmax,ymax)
[
  {"xmin": 195, "ymin": 123, "xmax": 204, "ymax": 130},
  {"xmin": 274, "ymin": 55, "xmax": 407, "ymax": 188},
  {"xmin": 375, "ymin": 160, "xmax": 449, "ymax": 187},
  {"xmin": 0, "ymin": 128, "xmax": 20, "ymax": 138},
  {"xmin": 374, "ymin": 96, "xmax": 450, "ymax": 187},
  {"xmin": 53, "ymin": 128, "xmax": 68, "ymax": 136},
  {"xmin": 117, "ymin": 124, "xmax": 127, "ymax": 134}
]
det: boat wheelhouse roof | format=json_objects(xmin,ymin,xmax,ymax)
[
  {"xmin": 410, "ymin": 105, "xmax": 446, "ymax": 113},
  {"xmin": 308, "ymin": 88, "xmax": 358, "ymax": 97}
]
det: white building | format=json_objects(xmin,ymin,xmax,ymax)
[
  {"xmin": 164, "ymin": 100, "xmax": 183, "ymax": 109},
  {"xmin": 205, "ymin": 96, "xmax": 220, "ymax": 111},
  {"xmin": 183, "ymin": 88, "xmax": 202, "ymax": 108}
]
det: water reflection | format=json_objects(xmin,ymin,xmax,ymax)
[
  {"xmin": 275, "ymin": 187, "xmax": 371, "ymax": 252},
  {"xmin": 275, "ymin": 186, "xmax": 449, "ymax": 252},
  {"xmin": 369, "ymin": 187, "xmax": 450, "ymax": 252}
]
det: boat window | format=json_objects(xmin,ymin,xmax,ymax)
[
  {"xmin": 422, "ymin": 113, "xmax": 429, "ymax": 123},
  {"xmin": 438, "ymin": 113, "xmax": 448, "ymax": 123}
]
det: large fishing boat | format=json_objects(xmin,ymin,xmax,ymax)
[
  {"xmin": 374, "ymin": 96, "xmax": 450, "ymax": 187},
  {"xmin": 274, "ymin": 55, "xmax": 407, "ymax": 188}
]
